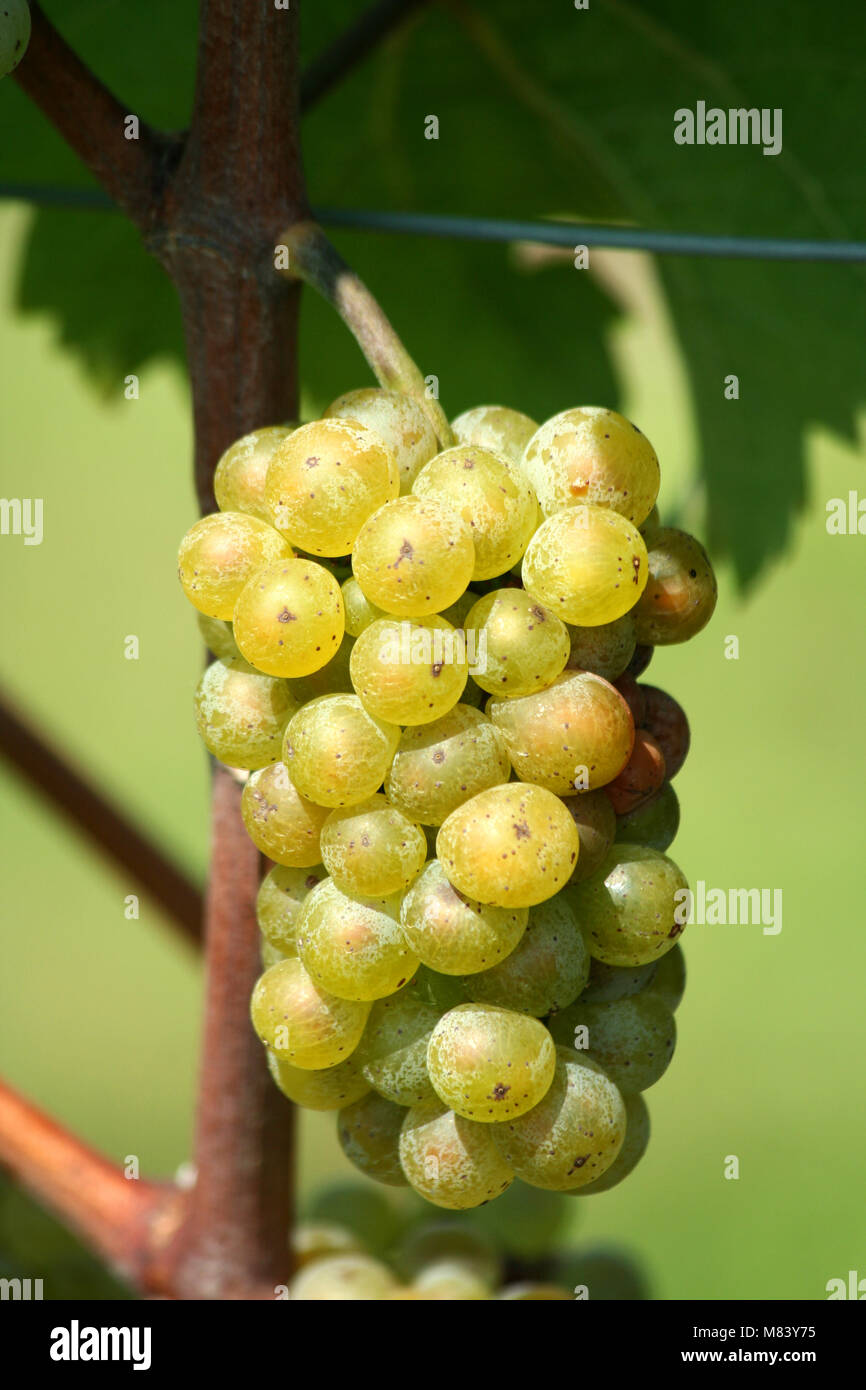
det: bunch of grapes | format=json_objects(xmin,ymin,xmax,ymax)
[{"xmin": 177, "ymin": 392, "xmax": 716, "ymax": 1213}]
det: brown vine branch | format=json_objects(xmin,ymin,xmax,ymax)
[{"xmin": 300, "ymin": 0, "xmax": 431, "ymax": 109}]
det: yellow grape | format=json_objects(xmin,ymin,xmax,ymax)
[
  {"xmin": 256, "ymin": 863, "xmax": 326, "ymax": 953},
  {"xmin": 450, "ymin": 404, "xmax": 539, "ymax": 465},
  {"xmin": 283, "ymin": 693, "xmax": 400, "ymax": 807},
  {"xmin": 350, "ymin": 616, "xmax": 468, "ymax": 726},
  {"xmin": 426, "ymin": 1003, "xmax": 556, "ymax": 1122},
  {"xmin": 297, "ymin": 879, "xmax": 418, "ymax": 1001},
  {"xmin": 288, "ymin": 1253, "xmax": 398, "ymax": 1300},
  {"xmin": 566, "ymin": 614, "xmax": 636, "ymax": 681},
  {"xmin": 436, "ymin": 783, "xmax": 580, "ymax": 908},
  {"xmin": 178, "ymin": 512, "xmax": 292, "ymax": 620},
  {"xmin": 465, "ymin": 589, "xmax": 569, "ymax": 697},
  {"xmin": 400, "ymin": 860, "xmax": 528, "ymax": 975},
  {"xmin": 462, "ymin": 892, "xmax": 590, "ymax": 1017},
  {"xmin": 320, "ymin": 795, "xmax": 426, "ymax": 897},
  {"xmin": 266, "ymin": 1047, "xmax": 370, "ymax": 1110},
  {"xmin": 288, "ymin": 632, "xmax": 354, "ymax": 704},
  {"xmin": 233, "ymin": 557, "xmax": 344, "ymax": 679},
  {"xmin": 522, "ymin": 407, "xmax": 660, "ymax": 525},
  {"xmin": 384, "ymin": 705, "xmax": 511, "ymax": 826},
  {"xmin": 412, "ymin": 445, "xmax": 537, "ymax": 580},
  {"xmin": 265, "ymin": 418, "xmax": 399, "ymax": 555},
  {"xmin": 196, "ymin": 611, "xmax": 240, "ymax": 662},
  {"xmin": 522, "ymin": 505, "xmax": 648, "ymax": 626},
  {"xmin": 324, "ymin": 387, "xmax": 438, "ymax": 492},
  {"xmin": 337, "ymin": 1092, "xmax": 409, "ymax": 1187},
  {"xmin": 193, "ymin": 657, "xmax": 298, "ymax": 770},
  {"xmin": 214, "ymin": 424, "xmax": 296, "ymax": 522},
  {"xmin": 352, "ymin": 496, "xmax": 475, "ymax": 616},
  {"xmin": 250, "ymin": 957, "xmax": 370, "ymax": 1069},
  {"xmin": 398, "ymin": 1100, "xmax": 514, "ymax": 1209},
  {"xmin": 241, "ymin": 761, "xmax": 330, "ymax": 866},
  {"xmin": 341, "ymin": 577, "xmax": 386, "ymax": 637}
]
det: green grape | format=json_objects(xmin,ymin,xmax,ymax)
[
  {"xmin": 214, "ymin": 424, "xmax": 295, "ymax": 522},
  {"xmin": 297, "ymin": 879, "xmax": 418, "ymax": 1001},
  {"xmin": 577, "ymin": 1092, "xmax": 650, "ymax": 1195},
  {"xmin": 282, "ymin": 693, "xmax": 399, "ymax": 808},
  {"xmin": 462, "ymin": 893, "xmax": 590, "ymax": 1017},
  {"xmin": 305, "ymin": 1181, "xmax": 404, "ymax": 1255},
  {"xmin": 450, "ymin": 404, "xmax": 539, "ymax": 466},
  {"xmin": 324, "ymin": 387, "xmax": 438, "ymax": 492},
  {"xmin": 341, "ymin": 576, "xmax": 386, "ymax": 636},
  {"xmin": 394, "ymin": 1222, "xmax": 502, "ymax": 1289},
  {"xmin": 615, "ymin": 780, "xmax": 680, "ymax": 852},
  {"xmin": 196, "ymin": 611, "xmax": 241, "ymax": 662},
  {"xmin": 398, "ymin": 1101, "xmax": 514, "ymax": 1209},
  {"xmin": 350, "ymin": 616, "xmax": 468, "ymax": 726},
  {"xmin": 287, "ymin": 633, "xmax": 354, "ymax": 704},
  {"xmin": 264, "ymin": 418, "xmax": 399, "ymax": 555},
  {"xmin": 384, "ymin": 705, "xmax": 511, "ymax": 826},
  {"xmin": 320, "ymin": 795, "xmax": 426, "ymax": 897},
  {"xmin": 521, "ymin": 407, "xmax": 659, "ymax": 526},
  {"xmin": 351, "ymin": 496, "xmax": 475, "ymax": 616},
  {"xmin": 464, "ymin": 590, "xmax": 569, "ymax": 697},
  {"xmin": 233, "ymin": 557, "xmax": 344, "ymax": 678},
  {"xmin": 566, "ymin": 614, "xmax": 636, "ymax": 681},
  {"xmin": 288, "ymin": 1252, "xmax": 398, "ymax": 1300},
  {"xmin": 400, "ymin": 859, "xmax": 528, "ymax": 975},
  {"xmin": 193, "ymin": 657, "xmax": 297, "ymax": 770},
  {"xmin": 260, "ymin": 938, "xmax": 291, "ymax": 969},
  {"xmin": 468, "ymin": 1181, "xmax": 569, "ymax": 1258},
  {"xmin": 0, "ymin": 0, "xmax": 31, "ymax": 78},
  {"xmin": 552, "ymin": 1245, "xmax": 650, "ymax": 1300},
  {"xmin": 549, "ymin": 994, "xmax": 675, "ymax": 1093},
  {"xmin": 570, "ymin": 843, "xmax": 688, "ymax": 966},
  {"xmin": 632, "ymin": 527, "xmax": 717, "ymax": 644},
  {"xmin": 491, "ymin": 1047, "xmax": 626, "ymax": 1190},
  {"xmin": 337, "ymin": 1092, "xmax": 408, "ymax": 1186},
  {"xmin": 256, "ymin": 864, "xmax": 326, "ymax": 953},
  {"xmin": 499, "ymin": 1284, "xmax": 573, "ymax": 1300},
  {"xmin": 561, "ymin": 790, "xmax": 617, "ymax": 884},
  {"xmin": 646, "ymin": 942, "xmax": 686, "ymax": 1012},
  {"xmin": 522, "ymin": 506, "xmax": 648, "ymax": 626},
  {"xmin": 250, "ymin": 958, "xmax": 370, "ymax": 1068},
  {"xmin": 409, "ymin": 1267, "xmax": 491, "ymax": 1300},
  {"xmin": 576, "ymin": 957, "xmax": 658, "ymax": 1005},
  {"xmin": 266, "ymin": 1047, "xmax": 369, "ymax": 1110},
  {"xmin": 241, "ymin": 761, "xmax": 330, "ymax": 866},
  {"xmin": 426, "ymin": 1003, "xmax": 556, "ymax": 1122},
  {"xmin": 291, "ymin": 1222, "xmax": 364, "ymax": 1267},
  {"xmin": 414, "ymin": 964, "xmax": 470, "ymax": 1011},
  {"xmin": 412, "ymin": 445, "xmax": 537, "ymax": 580},
  {"xmin": 437, "ymin": 783, "xmax": 580, "ymax": 908},
  {"xmin": 488, "ymin": 671, "xmax": 634, "ymax": 794},
  {"xmin": 354, "ymin": 985, "xmax": 441, "ymax": 1106},
  {"xmin": 177, "ymin": 511, "xmax": 292, "ymax": 620}
]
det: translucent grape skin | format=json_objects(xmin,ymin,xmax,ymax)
[
  {"xmin": 266, "ymin": 1046, "xmax": 369, "ymax": 1110},
  {"xmin": 320, "ymin": 795, "xmax": 427, "ymax": 897},
  {"xmin": 288, "ymin": 1252, "xmax": 398, "ymax": 1301},
  {"xmin": 241, "ymin": 762, "xmax": 330, "ymax": 866},
  {"xmin": 412, "ymin": 445, "xmax": 537, "ymax": 580},
  {"xmin": 350, "ymin": 616, "xmax": 468, "ymax": 726},
  {"xmin": 437, "ymin": 783, "xmax": 581, "ymax": 909},
  {"xmin": 521, "ymin": 406, "xmax": 660, "ymax": 526},
  {"xmin": 561, "ymin": 790, "xmax": 617, "ymax": 884},
  {"xmin": 384, "ymin": 705, "xmax": 511, "ymax": 827},
  {"xmin": 233, "ymin": 557, "xmax": 345, "ymax": 679},
  {"xmin": 646, "ymin": 942, "xmax": 686, "ymax": 1013},
  {"xmin": 324, "ymin": 387, "xmax": 438, "ymax": 493},
  {"xmin": 400, "ymin": 859, "xmax": 528, "ymax": 975},
  {"xmin": 491, "ymin": 1047, "xmax": 626, "ymax": 1191},
  {"xmin": 351, "ymin": 495, "xmax": 476, "ymax": 616},
  {"xmin": 265, "ymin": 418, "xmax": 399, "ymax": 556},
  {"xmin": 450, "ymin": 404, "xmax": 539, "ymax": 466},
  {"xmin": 178, "ymin": 511, "xmax": 292, "ymax": 620},
  {"xmin": 603, "ymin": 729, "xmax": 666, "ymax": 815},
  {"xmin": 569, "ymin": 843, "xmax": 689, "ymax": 966},
  {"xmin": 282, "ymin": 693, "xmax": 399, "ymax": 808},
  {"xmin": 640, "ymin": 685, "xmax": 690, "ymax": 779},
  {"xmin": 426, "ymin": 1003, "xmax": 556, "ymax": 1122},
  {"xmin": 464, "ymin": 590, "xmax": 570, "ymax": 698},
  {"xmin": 462, "ymin": 893, "xmax": 590, "ymax": 1017},
  {"xmin": 522, "ymin": 505, "xmax": 648, "ymax": 627},
  {"xmin": 337, "ymin": 1092, "xmax": 409, "ymax": 1187},
  {"xmin": 549, "ymin": 994, "xmax": 676, "ymax": 1093},
  {"xmin": 398, "ymin": 1100, "xmax": 514, "ymax": 1209},
  {"xmin": 341, "ymin": 576, "xmax": 386, "ymax": 636},
  {"xmin": 354, "ymin": 985, "xmax": 441, "ymax": 1106},
  {"xmin": 196, "ymin": 611, "xmax": 240, "ymax": 662},
  {"xmin": 257, "ymin": 864, "xmax": 326, "ymax": 953},
  {"xmin": 214, "ymin": 424, "xmax": 295, "ymax": 522},
  {"xmin": 566, "ymin": 614, "xmax": 636, "ymax": 681},
  {"xmin": 194, "ymin": 657, "xmax": 298, "ymax": 770},
  {"xmin": 574, "ymin": 1092, "xmax": 650, "ymax": 1195},
  {"xmin": 250, "ymin": 957, "xmax": 370, "ymax": 1069},
  {"xmin": 632, "ymin": 527, "xmax": 718, "ymax": 645},
  {"xmin": 297, "ymin": 879, "xmax": 418, "ymax": 1002}
]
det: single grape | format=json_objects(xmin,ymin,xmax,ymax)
[
  {"xmin": 214, "ymin": 424, "xmax": 295, "ymax": 522},
  {"xmin": 521, "ymin": 407, "xmax": 659, "ymax": 526},
  {"xmin": 640, "ymin": 684, "xmax": 690, "ymax": 779},
  {"xmin": 320, "ymin": 795, "xmax": 426, "ymax": 897},
  {"xmin": 282, "ymin": 693, "xmax": 399, "ymax": 808},
  {"xmin": 612, "ymin": 672, "xmax": 647, "ymax": 726},
  {"xmin": 561, "ymin": 790, "xmax": 617, "ymax": 884},
  {"xmin": 394, "ymin": 1221, "xmax": 502, "ymax": 1289},
  {"xmin": 625, "ymin": 642, "xmax": 654, "ymax": 678},
  {"xmin": 288, "ymin": 1252, "xmax": 398, "ymax": 1300},
  {"xmin": 354, "ymin": 985, "xmax": 441, "ymax": 1106},
  {"xmin": 266, "ymin": 1047, "xmax": 369, "ymax": 1110},
  {"xmin": 412, "ymin": 445, "xmax": 537, "ymax": 580},
  {"xmin": 522, "ymin": 505, "xmax": 648, "ymax": 626},
  {"xmin": 324, "ymin": 387, "xmax": 438, "ymax": 492},
  {"xmin": 250, "ymin": 958, "xmax": 370, "ymax": 1068},
  {"xmin": 645, "ymin": 942, "xmax": 686, "ymax": 1012},
  {"xmin": 196, "ymin": 611, "xmax": 240, "ymax": 662},
  {"xmin": 291, "ymin": 1222, "xmax": 364, "ymax": 1267},
  {"xmin": 603, "ymin": 729, "xmax": 666, "ymax": 815},
  {"xmin": 566, "ymin": 614, "xmax": 636, "ymax": 681},
  {"xmin": 232, "ymin": 557, "xmax": 344, "ymax": 679},
  {"xmin": 577, "ymin": 1092, "xmax": 651, "ymax": 1195},
  {"xmin": 408, "ymin": 1266, "xmax": 491, "ymax": 1300},
  {"xmin": 615, "ymin": 781, "xmax": 681, "ymax": 853},
  {"xmin": 400, "ymin": 859, "xmax": 528, "ymax": 975},
  {"xmin": 351, "ymin": 495, "xmax": 475, "ymax": 616},
  {"xmin": 569, "ymin": 843, "xmax": 689, "ymax": 966},
  {"xmin": 437, "ymin": 783, "xmax": 580, "ymax": 908},
  {"xmin": 450, "ymin": 405, "xmax": 539, "ymax": 465},
  {"xmin": 576, "ymin": 957, "xmax": 658, "ymax": 1005},
  {"xmin": 0, "ymin": 0, "xmax": 31, "ymax": 78},
  {"xmin": 398, "ymin": 1101, "xmax": 514, "ymax": 1209},
  {"xmin": 256, "ymin": 864, "xmax": 326, "ymax": 953},
  {"xmin": 265, "ymin": 418, "xmax": 398, "ymax": 555},
  {"xmin": 297, "ymin": 879, "xmax": 418, "ymax": 1001},
  {"xmin": 632, "ymin": 527, "xmax": 717, "ymax": 644},
  {"xmin": 241, "ymin": 761, "xmax": 330, "ymax": 866},
  {"xmin": 462, "ymin": 893, "xmax": 589, "ymax": 1017},
  {"xmin": 426, "ymin": 1003, "xmax": 556, "ymax": 1122},
  {"xmin": 177, "ymin": 512, "xmax": 292, "ymax": 620},
  {"xmin": 549, "ymin": 995, "xmax": 676, "ymax": 1093},
  {"xmin": 498, "ymin": 1284, "xmax": 573, "ymax": 1300},
  {"xmin": 341, "ymin": 576, "xmax": 386, "ymax": 636},
  {"xmin": 350, "ymin": 616, "xmax": 468, "ymax": 725},
  {"xmin": 384, "ymin": 705, "xmax": 511, "ymax": 826},
  {"xmin": 286, "ymin": 632, "xmax": 354, "ymax": 704},
  {"xmin": 193, "ymin": 656, "xmax": 297, "ymax": 770},
  {"xmin": 464, "ymin": 590, "xmax": 569, "ymax": 697},
  {"xmin": 488, "ymin": 670, "xmax": 634, "ymax": 794},
  {"xmin": 337, "ymin": 1092, "xmax": 408, "ymax": 1186}
]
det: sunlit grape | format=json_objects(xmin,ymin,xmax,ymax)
[
  {"xmin": 462, "ymin": 892, "xmax": 589, "ymax": 1017},
  {"xmin": 350, "ymin": 616, "xmax": 468, "ymax": 726},
  {"xmin": 426, "ymin": 1003, "xmax": 556, "ymax": 1122},
  {"xmin": 398, "ymin": 1101, "xmax": 514, "ymax": 1208},
  {"xmin": 566, "ymin": 614, "xmax": 636, "ymax": 681},
  {"xmin": 250, "ymin": 957, "xmax": 370, "ymax": 1069},
  {"xmin": 603, "ymin": 729, "xmax": 666, "ymax": 815},
  {"xmin": 522, "ymin": 506, "xmax": 648, "ymax": 626},
  {"xmin": 283, "ymin": 693, "xmax": 399, "ymax": 808},
  {"xmin": 233, "ymin": 557, "xmax": 344, "ymax": 679},
  {"xmin": 241, "ymin": 761, "xmax": 330, "ymax": 866},
  {"xmin": 464, "ymin": 590, "xmax": 569, "ymax": 697},
  {"xmin": 324, "ymin": 387, "xmax": 438, "ymax": 492},
  {"xmin": 384, "ymin": 705, "xmax": 510, "ymax": 826},
  {"xmin": 615, "ymin": 780, "xmax": 680, "ymax": 852},
  {"xmin": 412, "ymin": 445, "xmax": 537, "ymax": 580},
  {"xmin": 266, "ymin": 1047, "xmax": 369, "ymax": 1110},
  {"xmin": 646, "ymin": 942, "xmax": 686, "ymax": 1012},
  {"xmin": 549, "ymin": 994, "xmax": 676, "ymax": 1093},
  {"xmin": 256, "ymin": 864, "xmax": 326, "ymax": 953},
  {"xmin": 352, "ymin": 496, "xmax": 475, "ymax": 616},
  {"xmin": 569, "ymin": 843, "xmax": 689, "ymax": 966},
  {"xmin": 337, "ymin": 1092, "xmax": 408, "ymax": 1186},
  {"xmin": 178, "ymin": 512, "xmax": 292, "ymax": 620},
  {"xmin": 288, "ymin": 1252, "xmax": 398, "ymax": 1300},
  {"xmin": 354, "ymin": 985, "xmax": 441, "ymax": 1106},
  {"xmin": 265, "ymin": 418, "xmax": 399, "ymax": 555},
  {"xmin": 194, "ymin": 657, "xmax": 298, "ymax": 770},
  {"xmin": 576, "ymin": 957, "xmax": 659, "ymax": 1005},
  {"xmin": 341, "ymin": 576, "xmax": 385, "ymax": 636},
  {"xmin": 437, "ymin": 783, "xmax": 580, "ymax": 908},
  {"xmin": 561, "ymin": 790, "xmax": 617, "ymax": 883},
  {"xmin": 450, "ymin": 404, "xmax": 539, "ymax": 466},
  {"xmin": 408, "ymin": 1266, "xmax": 491, "ymax": 1300},
  {"xmin": 196, "ymin": 611, "xmax": 240, "ymax": 662},
  {"xmin": 632, "ymin": 527, "xmax": 717, "ymax": 644},
  {"xmin": 521, "ymin": 407, "xmax": 659, "ymax": 526},
  {"xmin": 297, "ymin": 879, "xmax": 418, "ymax": 1001},
  {"xmin": 640, "ymin": 684, "xmax": 690, "ymax": 779},
  {"xmin": 320, "ymin": 795, "xmax": 426, "ymax": 897},
  {"xmin": 400, "ymin": 859, "xmax": 528, "ymax": 975},
  {"xmin": 574, "ymin": 1092, "xmax": 650, "ymax": 1196},
  {"xmin": 214, "ymin": 424, "xmax": 295, "ymax": 522}
]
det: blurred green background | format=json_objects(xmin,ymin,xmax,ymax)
[{"xmin": 1, "ymin": 0, "xmax": 865, "ymax": 1300}]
